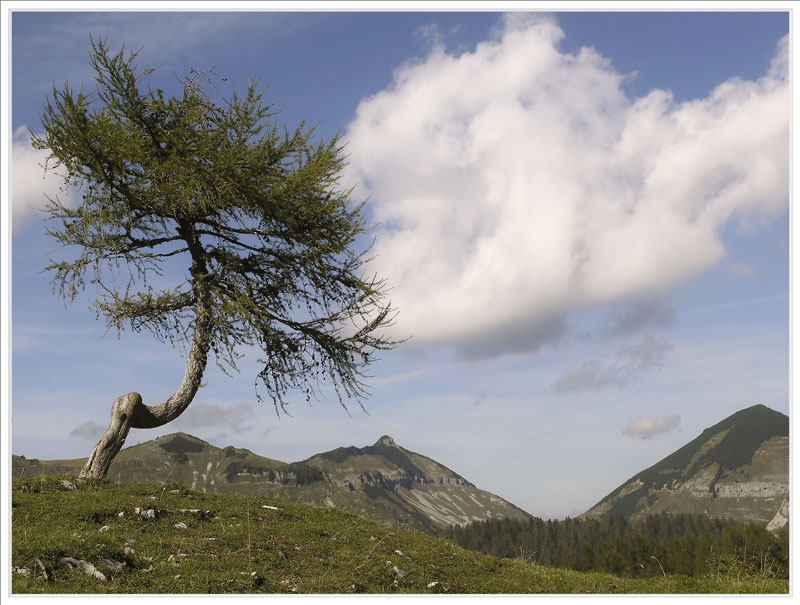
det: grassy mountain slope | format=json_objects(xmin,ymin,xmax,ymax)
[
  {"xmin": 10, "ymin": 476, "xmax": 788, "ymax": 594},
  {"xmin": 302, "ymin": 435, "xmax": 530, "ymax": 529},
  {"xmin": 581, "ymin": 405, "xmax": 789, "ymax": 524},
  {"xmin": 12, "ymin": 433, "xmax": 529, "ymax": 534}
]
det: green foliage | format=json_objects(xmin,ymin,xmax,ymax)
[
  {"xmin": 362, "ymin": 483, "xmax": 389, "ymax": 501},
  {"xmin": 317, "ymin": 446, "xmax": 363, "ymax": 464},
  {"xmin": 11, "ymin": 477, "xmax": 788, "ymax": 594},
  {"xmin": 32, "ymin": 37, "xmax": 400, "ymax": 415},
  {"xmin": 287, "ymin": 463, "xmax": 325, "ymax": 486},
  {"xmin": 158, "ymin": 438, "xmax": 198, "ymax": 465},
  {"xmin": 447, "ymin": 513, "xmax": 789, "ymax": 580},
  {"xmin": 224, "ymin": 461, "xmax": 271, "ymax": 482},
  {"xmin": 361, "ymin": 445, "xmax": 425, "ymax": 478},
  {"xmin": 715, "ymin": 524, "xmax": 789, "ymax": 579},
  {"xmin": 222, "ymin": 446, "xmax": 248, "ymax": 459},
  {"xmin": 604, "ymin": 487, "xmax": 647, "ymax": 517},
  {"xmin": 223, "ymin": 461, "xmax": 323, "ymax": 486},
  {"xmin": 158, "ymin": 436, "xmax": 205, "ymax": 455}
]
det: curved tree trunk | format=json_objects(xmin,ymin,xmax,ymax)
[{"xmin": 79, "ymin": 297, "xmax": 212, "ymax": 479}]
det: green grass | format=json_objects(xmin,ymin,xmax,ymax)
[{"xmin": 11, "ymin": 475, "xmax": 788, "ymax": 595}]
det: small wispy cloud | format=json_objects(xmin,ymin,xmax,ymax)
[
  {"xmin": 601, "ymin": 298, "xmax": 676, "ymax": 338},
  {"xmin": 552, "ymin": 335, "xmax": 673, "ymax": 393},
  {"xmin": 173, "ymin": 402, "xmax": 255, "ymax": 433},
  {"xmin": 622, "ymin": 414, "xmax": 681, "ymax": 439},
  {"xmin": 730, "ymin": 262, "xmax": 757, "ymax": 278},
  {"xmin": 13, "ymin": 323, "xmax": 96, "ymax": 355},
  {"xmin": 69, "ymin": 420, "xmax": 105, "ymax": 440}
]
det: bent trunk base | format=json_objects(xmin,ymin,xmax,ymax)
[{"xmin": 79, "ymin": 392, "xmax": 142, "ymax": 479}]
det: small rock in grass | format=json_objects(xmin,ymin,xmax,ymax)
[
  {"xmin": 392, "ymin": 566, "xmax": 406, "ymax": 579},
  {"xmin": 36, "ymin": 558, "xmax": 51, "ymax": 582},
  {"xmin": 427, "ymin": 581, "xmax": 439, "ymax": 588},
  {"xmin": 13, "ymin": 567, "xmax": 30, "ymax": 576},
  {"xmin": 178, "ymin": 508, "xmax": 212, "ymax": 519},
  {"xmin": 394, "ymin": 549, "xmax": 411, "ymax": 560},
  {"xmin": 262, "ymin": 505, "xmax": 280, "ymax": 510},
  {"xmin": 100, "ymin": 559, "xmax": 126, "ymax": 571},
  {"xmin": 174, "ymin": 522, "xmax": 188, "ymax": 529},
  {"xmin": 134, "ymin": 507, "xmax": 159, "ymax": 520},
  {"xmin": 98, "ymin": 525, "xmax": 111, "ymax": 533},
  {"xmin": 60, "ymin": 480, "xmax": 77, "ymax": 491},
  {"xmin": 240, "ymin": 571, "xmax": 261, "ymax": 584},
  {"xmin": 62, "ymin": 557, "xmax": 107, "ymax": 581}
]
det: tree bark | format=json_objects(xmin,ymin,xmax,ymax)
[
  {"xmin": 79, "ymin": 392, "xmax": 141, "ymax": 479},
  {"xmin": 79, "ymin": 296, "xmax": 212, "ymax": 479}
]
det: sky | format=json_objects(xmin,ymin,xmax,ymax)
[{"xmin": 3, "ymin": 4, "xmax": 793, "ymax": 523}]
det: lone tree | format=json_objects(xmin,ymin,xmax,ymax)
[{"xmin": 33, "ymin": 39, "xmax": 400, "ymax": 479}]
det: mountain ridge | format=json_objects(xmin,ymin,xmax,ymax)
[
  {"xmin": 12, "ymin": 431, "xmax": 529, "ymax": 534},
  {"xmin": 12, "ymin": 405, "xmax": 788, "ymax": 532},
  {"xmin": 580, "ymin": 404, "xmax": 789, "ymax": 527}
]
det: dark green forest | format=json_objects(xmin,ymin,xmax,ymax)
[{"xmin": 447, "ymin": 514, "xmax": 789, "ymax": 579}]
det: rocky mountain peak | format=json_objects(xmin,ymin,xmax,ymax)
[
  {"xmin": 375, "ymin": 435, "xmax": 396, "ymax": 447},
  {"xmin": 581, "ymin": 404, "xmax": 789, "ymax": 526}
]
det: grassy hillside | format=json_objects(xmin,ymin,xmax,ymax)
[
  {"xmin": 583, "ymin": 405, "xmax": 789, "ymax": 522},
  {"xmin": 11, "ymin": 476, "xmax": 787, "ymax": 595}
]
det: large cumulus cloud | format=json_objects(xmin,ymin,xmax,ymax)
[
  {"xmin": 11, "ymin": 127, "xmax": 71, "ymax": 232},
  {"xmin": 343, "ymin": 14, "xmax": 789, "ymax": 358}
]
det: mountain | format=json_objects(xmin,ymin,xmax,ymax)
[
  {"xmin": 12, "ymin": 433, "xmax": 530, "ymax": 534},
  {"xmin": 581, "ymin": 405, "xmax": 789, "ymax": 528}
]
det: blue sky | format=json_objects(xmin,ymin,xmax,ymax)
[{"xmin": 4, "ymin": 6, "xmax": 792, "ymax": 521}]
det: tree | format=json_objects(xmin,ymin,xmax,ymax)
[{"xmin": 33, "ymin": 38, "xmax": 401, "ymax": 479}]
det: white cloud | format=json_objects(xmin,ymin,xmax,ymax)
[
  {"xmin": 11, "ymin": 127, "xmax": 70, "ymax": 233},
  {"xmin": 622, "ymin": 415, "xmax": 681, "ymax": 439},
  {"xmin": 344, "ymin": 15, "xmax": 789, "ymax": 357}
]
